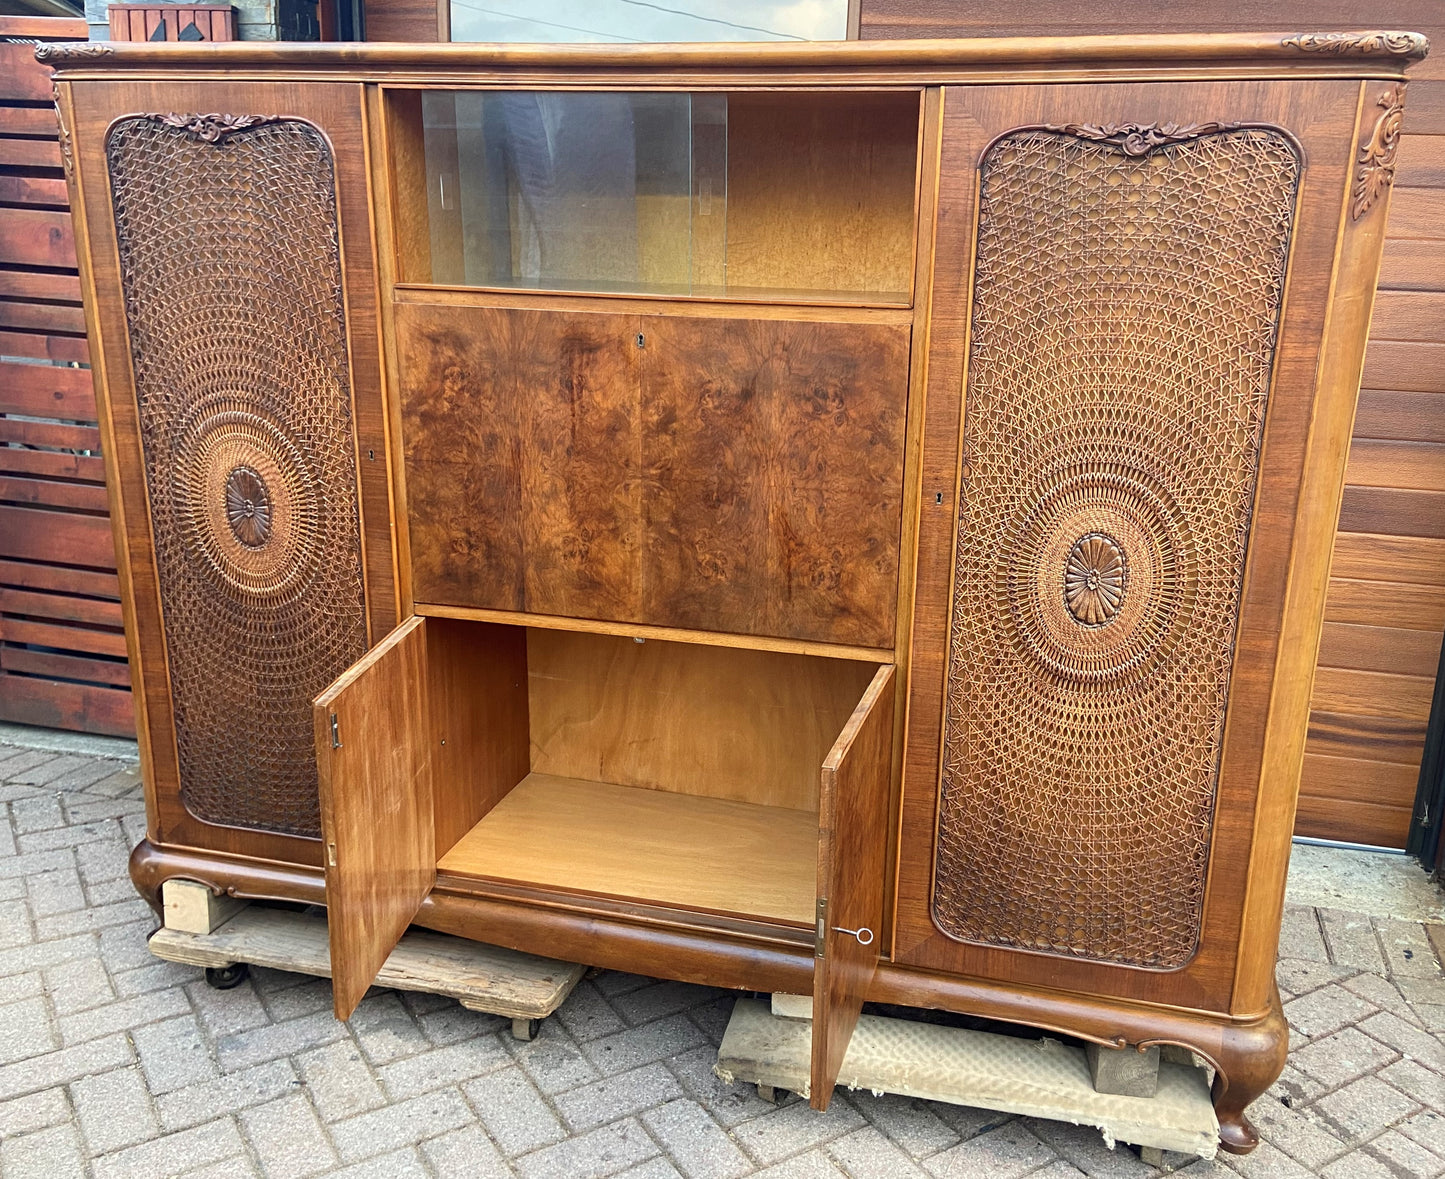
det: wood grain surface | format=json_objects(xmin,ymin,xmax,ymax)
[
  {"xmin": 397, "ymin": 302, "xmax": 910, "ymax": 647},
  {"xmin": 526, "ymin": 629, "xmax": 878, "ymax": 810},
  {"xmin": 436, "ymin": 772, "xmax": 818, "ymax": 925},
  {"xmin": 812, "ymin": 664, "xmax": 895, "ymax": 1110},
  {"xmin": 314, "ymin": 616, "xmax": 435, "ymax": 1021}
]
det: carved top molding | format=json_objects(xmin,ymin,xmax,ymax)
[
  {"xmin": 28, "ymin": 31, "xmax": 1430, "ymax": 73},
  {"xmin": 149, "ymin": 113, "xmax": 288, "ymax": 143},
  {"xmin": 1283, "ymin": 31, "xmax": 1429, "ymax": 60},
  {"xmin": 33, "ymin": 42, "xmax": 113, "ymax": 63},
  {"xmin": 1040, "ymin": 121, "xmax": 1243, "ymax": 156}
]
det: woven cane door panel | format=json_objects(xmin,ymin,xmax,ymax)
[
  {"xmin": 934, "ymin": 126, "xmax": 1300, "ymax": 969},
  {"xmin": 107, "ymin": 115, "xmax": 367, "ymax": 838}
]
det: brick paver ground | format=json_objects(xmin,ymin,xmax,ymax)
[{"xmin": 1, "ymin": 735, "xmax": 1443, "ymax": 1178}]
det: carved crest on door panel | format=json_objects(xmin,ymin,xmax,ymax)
[
  {"xmin": 1040, "ymin": 121, "xmax": 1242, "ymax": 156},
  {"xmin": 151, "ymin": 112, "xmax": 289, "ymax": 143},
  {"xmin": 935, "ymin": 125, "xmax": 1300, "ymax": 970},
  {"xmin": 1351, "ymin": 84, "xmax": 1408, "ymax": 221}
]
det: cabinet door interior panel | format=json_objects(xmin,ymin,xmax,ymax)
[
  {"xmin": 397, "ymin": 302, "xmax": 910, "ymax": 646},
  {"xmin": 812, "ymin": 663, "xmax": 896, "ymax": 1109},
  {"xmin": 314, "ymin": 616, "xmax": 435, "ymax": 1020}
]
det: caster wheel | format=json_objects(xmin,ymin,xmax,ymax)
[
  {"xmin": 512, "ymin": 1017, "xmax": 542, "ymax": 1042},
  {"xmin": 204, "ymin": 962, "xmax": 249, "ymax": 990},
  {"xmin": 757, "ymin": 1083, "xmax": 778, "ymax": 1103}
]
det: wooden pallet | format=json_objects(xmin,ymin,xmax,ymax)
[
  {"xmin": 149, "ymin": 901, "xmax": 586, "ymax": 1041},
  {"xmin": 0, "ymin": 15, "xmax": 133, "ymax": 739},
  {"xmin": 717, "ymin": 997, "xmax": 1220, "ymax": 1160}
]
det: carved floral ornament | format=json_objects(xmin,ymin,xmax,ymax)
[
  {"xmin": 50, "ymin": 81, "xmax": 73, "ymax": 183},
  {"xmin": 225, "ymin": 466, "xmax": 272, "ymax": 548},
  {"xmin": 1064, "ymin": 533, "xmax": 1127, "ymax": 626},
  {"xmin": 33, "ymin": 41, "xmax": 113, "ymax": 63},
  {"xmin": 153, "ymin": 113, "xmax": 288, "ymax": 143},
  {"xmin": 1042, "ymin": 121, "xmax": 1242, "ymax": 157},
  {"xmin": 1352, "ymin": 83, "xmax": 1408, "ymax": 221},
  {"xmin": 1282, "ymin": 31, "xmax": 1429, "ymax": 60}
]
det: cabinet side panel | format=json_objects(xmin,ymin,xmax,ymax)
[
  {"xmin": 106, "ymin": 115, "xmax": 369, "ymax": 838},
  {"xmin": 934, "ymin": 127, "xmax": 1300, "ymax": 969}
]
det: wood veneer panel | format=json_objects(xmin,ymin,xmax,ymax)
[
  {"xmin": 1337, "ymin": 487, "xmax": 1445, "ymax": 538},
  {"xmin": 437, "ymin": 773, "xmax": 817, "ymax": 926},
  {"xmin": 638, "ymin": 314, "xmax": 910, "ymax": 645},
  {"xmin": 1317, "ymin": 622, "xmax": 1443, "ymax": 677},
  {"xmin": 1324, "ymin": 577, "xmax": 1445, "ymax": 630},
  {"xmin": 1299, "ymin": 751, "xmax": 1423, "ymax": 810},
  {"xmin": 725, "ymin": 92, "xmax": 918, "ymax": 299},
  {"xmin": 812, "ymin": 664, "xmax": 895, "ymax": 1111},
  {"xmin": 398, "ymin": 302, "xmax": 910, "ymax": 647},
  {"xmin": 315, "ymin": 616, "xmax": 434, "ymax": 1020},
  {"xmin": 1310, "ymin": 667, "xmax": 1434, "ymax": 722},
  {"xmin": 527, "ymin": 629, "xmax": 877, "ymax": 811},
  {"xmin": 1293, "ymin": 794, "xmax": 1413, "ymax": 847},
  {"xmin": 1345, "ymin": 439, "xmax": 1445, "ymax": 491},
  {"xmin": 1352, "ymin": 390, "xmax": 1445, "ymax": 443},
  {"xmin": 428, "ymin": 618, "xmax": 529, "ymax": 860}
]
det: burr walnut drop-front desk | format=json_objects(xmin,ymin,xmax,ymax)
[{"xmin": 47, "ymin": 30, "xmax": 1426, "ymax": 1151}]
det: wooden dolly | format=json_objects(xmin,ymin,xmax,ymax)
[
  {"xmin": 718, "ymin": 996, "xmax": 1220, "ymax": 1166},
  {"xmin": 150, "ymin": 882, "xmax": 584, "ymax": 1041}
]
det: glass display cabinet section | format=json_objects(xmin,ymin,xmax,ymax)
[{"xmin": 390, "ymin": 89, "xmax": 920, "ymax": 303}]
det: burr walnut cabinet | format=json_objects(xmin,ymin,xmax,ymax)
[{"xmin": 45, "ymin": 30, "xmax": 1426, "ymax": 1151}]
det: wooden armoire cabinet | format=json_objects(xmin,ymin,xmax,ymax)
[{"xmin": 46, "ymin": 30, "xmax": 1425, "ymax": 1152}]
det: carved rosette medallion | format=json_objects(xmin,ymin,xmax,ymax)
[
  {"xmin": 1352, "ymin": 84, "xmax": 1408, "ymax": 220},
  {"xmin": 224, "ymin": 466, "xmax": 272, "ymax": 548},
  {"xmin": 1065, "ymin": 533, "xmax": 1125, "ymax": 626}
]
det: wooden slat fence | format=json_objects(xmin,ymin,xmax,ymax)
[{"xmin": 0, "ymin": 14, "xmax": 133, "ymax": 737}]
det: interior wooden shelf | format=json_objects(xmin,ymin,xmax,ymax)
[
  {"xmin": 437, "ymin": 772, "xmax": 817, "ymax": 926},
  {"xmin": 391, "ymin": 281, "xmax": 913, "ymax": 309}
]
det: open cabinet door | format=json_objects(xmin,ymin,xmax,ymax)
[
  {"xmin": 811, "ymin": 664, "xmax": 896, "ymax": 1109},
  {"xmin": 314, "ymin": 615, "xmax": 435, "ymax": 1019}
]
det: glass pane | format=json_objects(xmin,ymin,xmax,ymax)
[
  {"xmin": 421, "ymin": 91, "xmax": 723, "ymax": 293},
  {"xmin": 407, "ymin": 89, "xmax": 918, "ymax": 301},
  {"xmin": 447, "ymin": 0, "xmax": 849, "ymax": 44}
]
